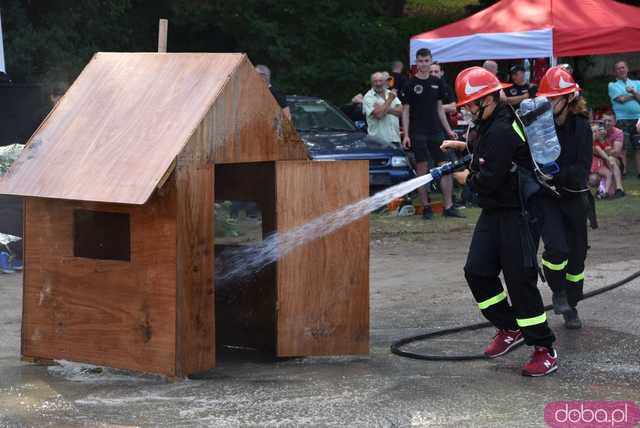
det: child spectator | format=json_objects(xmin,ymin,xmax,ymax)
[
  {"xmin": 590, "ymin": 124, "xmax": 624, "ymax": 199},
  {"xmin": 602, "ymin": 112, "xmax": 626, "ymax": 174}
]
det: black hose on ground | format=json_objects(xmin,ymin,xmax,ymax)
[{"xmin": 390, "ymin": 269, "xmax": 640, "ymax": 361}]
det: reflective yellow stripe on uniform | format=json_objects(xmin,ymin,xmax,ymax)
[
  {"xmin": 566, "ymin": 272, "xmax": 585, "ymax": 282},
  {"xmin": 516, "ymin": 313, "xmax": 547, "ymax": 328},
  {"xmin": 542, "ymin": 258, "xmax": 568, "ymax": 271},
  {"xmin": 512, "ymin": 121, "xmax": 526, "ymax": 142},
  {"xmin": 477, "ymin": 291, "xmax": 507, "ymax": 310}
]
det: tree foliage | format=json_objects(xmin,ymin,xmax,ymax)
[
  {"xmin": 2, "ymin": 0, "xmax": 440, "ymax": 103},
  {"xmin": 3, "ymin": 0, "xmax": 639, "ymax": 104}
]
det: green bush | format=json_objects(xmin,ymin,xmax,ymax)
[{"xmin": 214, "ymin": 202, "xmax": 239, "ymax": 238}]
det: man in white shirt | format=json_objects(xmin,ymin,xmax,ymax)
[{"xmin": 363, "ymin": 72, "xmax": 402, "ymax": 144}]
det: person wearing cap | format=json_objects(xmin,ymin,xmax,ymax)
[
  {"xmin": 440, "ymin": 67, "xmax": 558, "ymax": 377},
  {"xmin": 533, "ymin": 66, "xmax": 592, "ymax": 329},
  {"xmin": 506, "ymin": 64, "xmax": 534, "ymax": 108}
]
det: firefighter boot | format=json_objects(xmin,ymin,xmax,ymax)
[
  {"xmin": 552, "ymin": 288, "xmax": 572, "ymax": 315},
  {"xmin": 562, "ymin": 307, "xmax": 582, "ymax": 329}
]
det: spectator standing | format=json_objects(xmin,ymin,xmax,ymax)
[
  {"xmin": 482, "ymin": 60, "xmax": 499, "ymax": 76},
  {"xmin": 482, "ymin": 60, "xmax": 508, "ymax": 102},
  {"xmin": 431, "ymin": 61, "xmax": 468, "ymax": 205},
  {"xmin": 256, "ymin": 64, "xmax": 291, "ymax": 120},
  {"xmin": 389, "ymin": 61, "xmax": 408, "ymax": 95},
  {"xmin": 429, "ymin": 62, "xmax": 457, "ymax": 115},
  {"xmin": 362, "ymin": 72, "xmax": 402, "ymax": 144},
  {"xmin": 506, "ymin": 64, "xmax": 534, "ymax": 107},
  {"xmin": 401, "ymin": 48, "xmax": 463, "ymax": 219},
  {"xmin": 608, "ymin": 60, "xmax": 640, "ymax": 177}
]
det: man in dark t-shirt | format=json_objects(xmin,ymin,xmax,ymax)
[
  {"xmin": 401, "ymin": 48, "xmax": 463, "ymax": 219},
  {"xmin": 270, "ymin": 86, "xmax": 288, "ymax": 109},
  {"xmin": 430, "ymin": 62, "xmax": 458, "ymax": 130},
  {"xmin": 441, "ymin": 79, "xmax": 456, "ymax": 105},
  {"xmin": 256, "ymin": 64, "xmax": 291, "ymax": 120},
  {"xmin": 505, "ymin": 64, "xmax": 536, "ymax": 108}
]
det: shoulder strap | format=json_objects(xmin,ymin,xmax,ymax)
[{"xmin": 511, "ymin": 120, "xmax": 526, "ymax": 142}]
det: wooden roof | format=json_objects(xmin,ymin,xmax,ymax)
[{"xmin": 0, "ymin": 52, "xmax": 305, "ymax": 205}]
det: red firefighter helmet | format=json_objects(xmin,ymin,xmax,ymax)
[
  {"xmin": 536, "ymin": 66, "xmax": 579, "ymax": 98},
  {"xmin": 455, "ymin": 66, "xmax": 512, "ymax": 107}
]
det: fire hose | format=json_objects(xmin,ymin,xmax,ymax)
[{"xmin": 390, "ymin": 270, "xmax": 640, "ymax": 361}]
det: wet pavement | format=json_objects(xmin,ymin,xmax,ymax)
[{"xmin": 1, "ymin": 226, "xmax": 640, "ymax": 427}]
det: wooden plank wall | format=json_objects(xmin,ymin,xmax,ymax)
[
  {"xmin": 22, "ymin": 185, "xmax": 179, "ymax": 375},
  {"xmin": 202, "ymin": 58, "xmax": 308, "ymax": 165},
  {"xmin": 275, "ymin": 160, "xmax": 369, "ymax": 356},
  {"xmin": 175, "ymin": 160, "xmax": 215, "ymax": 375}
]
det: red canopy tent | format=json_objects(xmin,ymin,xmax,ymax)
[{"xmin": 410, "ymin": 0, "xmax": 640, "ymax": 63}]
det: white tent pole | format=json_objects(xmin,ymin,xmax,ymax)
[
  {"xmin": 0, "ymin": 10, "xmax": 6, "ymax": 73},
  {"xmin": 550, "ymin": 56, "xmax": 557, "ymax": 66}
]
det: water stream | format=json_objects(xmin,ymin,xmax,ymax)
[{"xmin": 215, "ymin": 172, "xmax": 434, "ymax": 282}]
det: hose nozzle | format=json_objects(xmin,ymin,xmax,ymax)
[{"xmin": 429, "ymin": 154, "xmax": 472, "ymax": 180}]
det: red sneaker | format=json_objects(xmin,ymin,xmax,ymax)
[
  {"xmin": 484, "ymin": 329, "xmax": 524, "ymax": 358},
  {"xmin": 522, "ymin": 346, "xmax": 558, "ymax": 377}
]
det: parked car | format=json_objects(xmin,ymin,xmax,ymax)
[{"xmin": 287, "ymin": 96, "xmax": 415, "ymax": 189}]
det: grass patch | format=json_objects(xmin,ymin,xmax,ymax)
[
  {"xmin": 371, "ymin": 176, "xmax": 640, "ymax": 240},
  {"xmin": 594, "ymin": 175, "xmax": 640, "ymax": 220},
  {"xmin": 371, "ymin": 209, "xmax": 480, "ymax": 241}
]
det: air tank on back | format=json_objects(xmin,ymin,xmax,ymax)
[{"xmin": 518, "ymin": 96, "xmax": 561, "ymax": 167}]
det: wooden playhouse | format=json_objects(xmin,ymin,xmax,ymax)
[{"xmin": 0, "ymin": 53, "xmax": 369, "ymax": 377}]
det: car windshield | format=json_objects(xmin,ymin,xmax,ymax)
[{"xmin": 289, "ymin": 99, "xmax": 357, "ymax": 132}]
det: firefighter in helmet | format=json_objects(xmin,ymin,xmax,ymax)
[
  {"xmin": 533, "ymin": 66, "xmax": 592, "ymax": 329},
  {"xmin": 441, "ymin": 67, "xmax": 558, "ymax": 376}
]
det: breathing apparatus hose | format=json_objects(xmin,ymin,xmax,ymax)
[{"xmin": 390, "ymin": 269, "xmax": 640, "ymax": 361}]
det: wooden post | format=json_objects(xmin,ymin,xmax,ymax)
[{"xmin": 158, "ymin": 19, "xmax": 168, "ymax": 53}]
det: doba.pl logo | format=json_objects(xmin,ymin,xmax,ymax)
[{"xmin": 544, "ymin": 401, "xmax": 640, "ymax": 427}]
